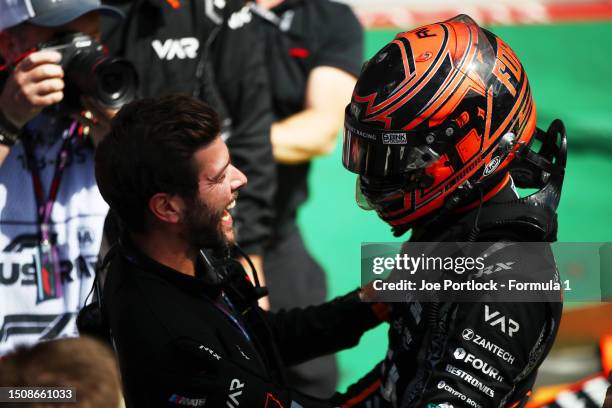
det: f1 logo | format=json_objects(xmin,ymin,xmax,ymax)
[{"xmin": 484, "ymin": 305, "xmax": 520, "ymax": 337}]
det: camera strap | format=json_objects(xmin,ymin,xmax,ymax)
[
  {"xmin": 22, "ymin": 120, "xmax": 79, "ymax": 303},
  {"xmin": 0, "ymin": 48, "xmax": 37, "ymax": 72}
]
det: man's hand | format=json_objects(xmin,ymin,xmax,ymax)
[{"xmin": 0, "ymin": 50, "xmax": 64, "ymax": 128}]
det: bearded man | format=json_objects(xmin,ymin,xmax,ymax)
[{"xmin": 94, "ymin": 95, "xmax": 387, "ymax": 407}]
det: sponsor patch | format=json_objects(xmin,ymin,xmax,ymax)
[
  {"xmin": 445, "ymin": 363, "xmax": 495, "ymax": 397},
  {"xmin": 436, "ymin": 380, "xmax": 482, "ymax": 407},
  {"xmin": 462, "ymin": 328, "xmax": 516, "ymax": 364},
  {"xmin": 168, "ymin": 394, "xmax": 207, "ymax": 407},
  {"xmin": 382, "ymin": 132, "xmax": 408, "ymax": 145},
  {"xmin": 453, "ymin": 347, "xmax": 504, "ymax": 382},
  {"xmin": 484, "ymin": 305, "xmax": 520, "ymax": 337},
  {"xmin": 483, "ymin": 156, "xmax": 501, "ymax": 176},
  {"xmin": 227, "ymin": 379, "xmax": 244, "ymax": 408},
  {"xmin": 473, "ymin": 261, "xmax": 515, "ymax": 278},
  {"xmin": 198, "ymin": 344, "xmax": 221, "ymax": 361},
  {"xmin": 151, "ymin": 38, "xmax": 199, "ymax": 60}
]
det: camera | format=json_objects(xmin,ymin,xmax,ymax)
[{"xmin": 39, "ymin": 32, "xmax": 138, "ymax": 112}]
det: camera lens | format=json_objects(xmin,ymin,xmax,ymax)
[
  {"xmin": 95, "ymin": 59, "xmax": 138, "ymax": 108},
  {"xmin": 101, "ymin": 71, "xmax": 123, "ymax": 95},
  {"xmin": 40, "ymin": 33, "xmax": 139, "ymax": 113}
]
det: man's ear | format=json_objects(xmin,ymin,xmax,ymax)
[{"xmin": 148, "ymin": 193, "xmax": 185, "ymax": 225}]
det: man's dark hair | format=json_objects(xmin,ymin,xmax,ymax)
[{"xmin": 95, "ymin": 94, "xmax": 220, "ymax": 233}]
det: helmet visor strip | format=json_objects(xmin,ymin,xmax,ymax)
[{"xmin": 342, "ymin": 106, "xmax": 442, "ymax": 178}]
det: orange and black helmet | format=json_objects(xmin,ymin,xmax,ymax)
[{"xmin": 343, "ymin": 15, "xmax": 538, "ymax": 233}]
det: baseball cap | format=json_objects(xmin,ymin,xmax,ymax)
[{"xmin": 0, "ymin": 0, "xmax": 123, "ymax": 31}]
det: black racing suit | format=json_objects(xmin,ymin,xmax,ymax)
[{"xmin": 335, "ymin": 184, "xmax": 563, "ymax": 408}]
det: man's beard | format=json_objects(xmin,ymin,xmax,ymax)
[{"xmin": 181, "ymin": 196, "xmax": 231, "ymax": 252}]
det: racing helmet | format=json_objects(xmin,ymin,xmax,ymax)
[{"xmin": 343, "ymin": 15, "xmax": 537, "ymax": 233}]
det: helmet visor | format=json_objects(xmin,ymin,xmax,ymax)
[{"xmin": 342, "ymin": 105, "xmax": 442, "ymax": 178}]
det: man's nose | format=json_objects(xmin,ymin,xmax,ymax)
[{"xmin": 230, "ymin": 165, "xmax": 247, "ymax": 191}]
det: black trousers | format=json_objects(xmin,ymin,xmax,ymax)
[{"xmin": 264, "ymin": 227, "xmax": 339, "ymax": 398}]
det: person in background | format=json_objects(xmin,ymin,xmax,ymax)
[
  {"xmin": 0, "ymin": 0, "xmax": 121, "ymax": 355},
  {"xmin": 100, "ymin": 0, "xmax": 275, "ymax": 305},
  {"xmin": 252, "ymin": 0, "xmax": 364, "ymax": 397},
  {"xmin": 0, "ymin": 336, "xmax": 123, "ymax": 407}
]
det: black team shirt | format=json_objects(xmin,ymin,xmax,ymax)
[
  {"xmin": 102, "ymin": 0, "xmax": 275, "ymax": 255},
  {"xmin": 254, "ymin": 0, "xmax": 364, "ymax": 239},
  {"xmin": 102, "ymin": 238, "xmax": 382, "ymax": 407}
]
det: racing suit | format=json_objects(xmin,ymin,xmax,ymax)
[{"xmin": 334, "ymin": 183, "xmax": 563, "ymax": 408}]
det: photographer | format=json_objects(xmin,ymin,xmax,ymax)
[
  {"xmin": 95, "ymin": 95, "xmax": 386, "ymax": 407},
  {"xmin": 0, "ymin": 0, "xmax": 128, "ymax": 355}
]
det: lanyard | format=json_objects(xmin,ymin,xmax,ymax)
[
  {"xmin": 213, "ymin": 292, "xmax": 252, "ymax": 344},
  {"xmin": 22, "ymin": 121, "xmax": 78, "ymax": 302}
]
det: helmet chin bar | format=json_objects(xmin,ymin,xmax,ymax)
[{"xmin": 357, "ymin": 168, "xmax": 436, "ymax": 215}]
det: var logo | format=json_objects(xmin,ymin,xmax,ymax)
[
  {"xmin": 151, "ymin": 38, "xmax": 199, "ymax": 60},
  {"xmin": 484, "ymin": 305, "xmax": 519, "ymax": 337},
  {"xmin": 227, "ymin": 378, "xmax": 244, "ymax": 408}
]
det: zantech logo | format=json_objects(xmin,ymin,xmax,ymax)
[
  {"xmin": 462, "ymin": 328, "xmax": 516, "ymax": 364},
  {"xmin": 151, "ymin": 38, "xmax": 199, "ymax": 60},
  {"xmin": 484, "ymin": 305, "xmax": 520, "ymax": 337},
  {"xmin": 453, "ymin": 348, "xmax": 504, "ymax": 382},
  {"xmin": 226, "ymin": 379, "xmax": 244, "ymax": 408}
]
